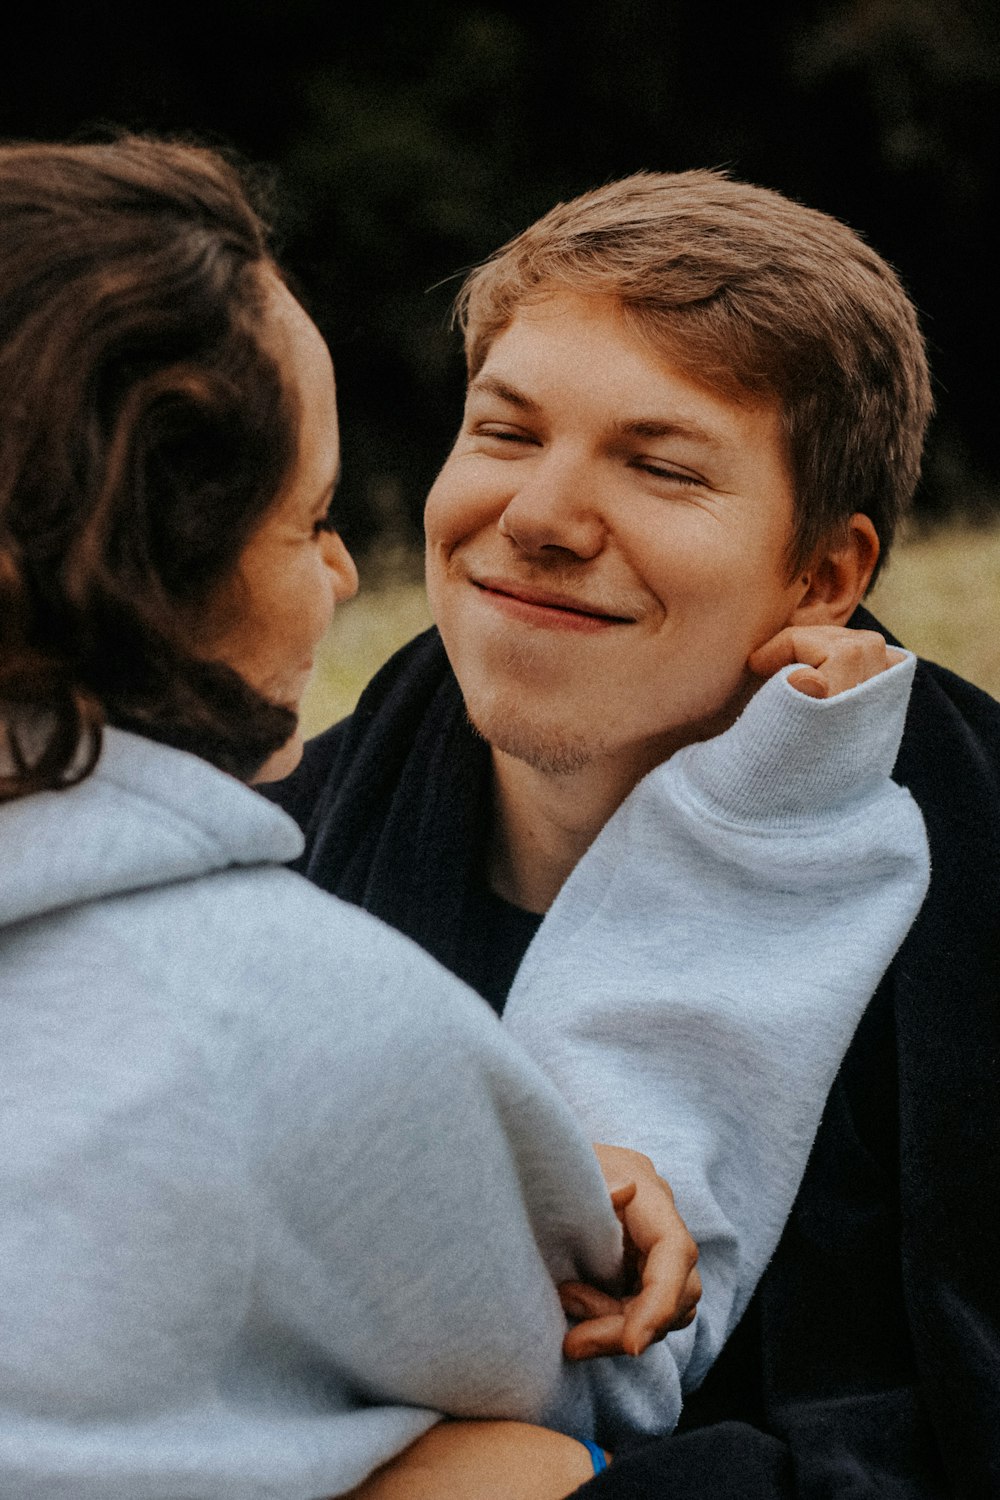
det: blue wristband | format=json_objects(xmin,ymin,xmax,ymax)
[{"xmin": 578, "ymin": 1437, "xmax": 608, "ymax": 1475}]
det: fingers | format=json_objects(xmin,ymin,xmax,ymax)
[
  {"xmin": 620, "ymin": 1253, "xmax": 702, "ymax": 1355},
  {"xmin": 559, "ymin": 1254, "xmax": 702, "ymax": 1360},
  {"xmin": 611, "ymin": 1163, "xmax": 695, "ymax": 1282},
  {"xmin": 592, "ymin": 1143, "xmax": 659, "ymax": 1197},
  {"xmin": 573, "ymin": 1144, "xmax": 702, "ymax": 1359},
  {"xmin": 562, "ymin": 1309, "xmax": 631, "ymax": 1361},
  {"xmin": 615, "ymin": 1225, "xmax": 701, "ymax": 1356},
  {"xmin": 560, "ymin": 1281, "xmax": 622, "ymax": 1321},
  {"xmin": 560, "ymin": 1281, "xmax": 626, "ymax": 1360},
  {"xmin": 560, "ymin": 1283, "xmax": 639, "ymax": 1361},
  {"xmin": 785, "ymin": 667, "xmax": 828, "ymax": 699},
  {"xmin": 748, "ymin": 626, "xmax": 898, "ymax": 698},
  {"xmin": 608, "ymin": 1182, "xmax": 637, "ymax": 1214}
]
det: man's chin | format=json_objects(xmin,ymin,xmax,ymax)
[{"xmin": 465, "ymin": 698, "xmax": 600, "ymax": 777}]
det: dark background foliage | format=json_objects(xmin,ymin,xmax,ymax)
[{"xmin": 5, "ymin": 0, "xmax": 998, "ymax": 553}]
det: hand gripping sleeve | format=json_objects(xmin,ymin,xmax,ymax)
[{"xmin": 504, "ymin": 654, "xmax": 930, "ymax": 1435}]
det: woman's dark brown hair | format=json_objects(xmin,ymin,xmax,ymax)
[{"xmin": 0, "ymin": 134, "xmax": 301, "ymax": 800}]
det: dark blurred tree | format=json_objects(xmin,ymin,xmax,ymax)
[
  {"xmin": 279, "ymin": 0, "xmax": 1000, "ymax": 547},
  {"xmin": 3, "ymin": 0, "xmax": 998, "ymax": 548},
  {"xmin": 787, "ymin": 0, "xmax": 1000, "ymax": 522},
  {"xmin": 277, "ymin": 0, "xmax": 814, "ymax": 548},
  {"xmin": 280, "ymin": 10, "xmax": 537, "ymax": 552}
]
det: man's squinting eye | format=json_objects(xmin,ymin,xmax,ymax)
[{"xmin": 635, "ymin": 461, "xmax": 704, "ymax": 486}]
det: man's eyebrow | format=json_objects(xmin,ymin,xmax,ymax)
[
  {"xmin": 468, "ymin": 380, "xmax": 725, "ymax": 450},
  {"xmin": 612, "ymin": 417, "xmax": 724, "ymax": 450},
  {"xmin": 467, "ymin": 374, "xmax": 541, "ymax": 412}
]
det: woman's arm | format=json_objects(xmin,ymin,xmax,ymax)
[
  {"xmin": 346, "ymin": 1421, "xmax": 601, "ymax": 1500},
  {"xmin": 248, "ymin": 889, "xmax": 687, "ymax": 1449}
]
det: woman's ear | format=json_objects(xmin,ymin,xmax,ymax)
[{"xmin": 789, "ymin": 513, "xmax": 881, "ymax": 627}]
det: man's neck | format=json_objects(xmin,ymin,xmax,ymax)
[
  {"xmin": 486, "ymin": 748, "xmax": 644, "ymax": 914},
  {"xmin": 482, "ymin": 685, "xmax": 756, "ymax": 913}
]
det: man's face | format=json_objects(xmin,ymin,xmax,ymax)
[{"xmin": 424, "ymin": 291, "xmax": 808, "ymax": 781}]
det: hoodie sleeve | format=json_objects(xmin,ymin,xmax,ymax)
[
  {"xmin": 242, "ymin": 901, "xmax": 655, "ymax": 1452},
  {"xmin": 502, "ymin": 652, "xmax": 930, "ymax": 1434}
]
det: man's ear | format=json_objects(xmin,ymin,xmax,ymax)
[{"xmin": 789, "ymin": 513, "xmax": 880, "ymax": 627}]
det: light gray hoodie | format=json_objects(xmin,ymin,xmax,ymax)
[
  {"xmin": 505, "ymin": 655, "xmax": 930, "ymax": 1416},
  {"xmin": 0, "ymin": 727, "xmax": 626, "ymax": 1499},
  {"xmin": 0, "ymin": 656, "xmax": 929, "ymax": 1497}
]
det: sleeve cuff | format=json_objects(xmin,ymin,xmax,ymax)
[{"xmin": 671, "ymin": 651, "xmax": 917, "ymax": 826}]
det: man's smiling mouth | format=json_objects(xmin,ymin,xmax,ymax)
[{"xmin": 471, "ymin": 575, "xmax": 638, "ymax": 627}]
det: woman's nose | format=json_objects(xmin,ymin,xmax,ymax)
[
  {"xmin": 496, "ymin": 452, "xmax": 606, "ymax": 560},
  {"xmin": 322, "ymin": 529, "xmax": 359, "ymax": 602}
]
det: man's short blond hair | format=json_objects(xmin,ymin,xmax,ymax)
[{"xmin": 456, "ymin": 170, "xmax": 933, "ymax": 582}]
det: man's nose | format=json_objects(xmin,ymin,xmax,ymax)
[{"xmin": 496, "ymin": 451, "xmax": 606, "ymax": 560}]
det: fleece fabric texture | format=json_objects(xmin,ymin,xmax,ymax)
[
  {"xmin": 280, "ymin": 647, "xmax": 930, "ymax": 1440},
  {"xmin": 503, "ymin": 654, "xmax": 929, "ymax": 1409},
  {"xmin": 0, "ymin": 728, "xmax": 635, "ymax": 1500},
  {"xmin": 274, "ymin": 610, "xmax": 1000, "ymax": 1498}
]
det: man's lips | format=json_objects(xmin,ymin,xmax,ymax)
[{"xmin": 470, "ymin": 576, "xmax": 637, "ymax": 630}]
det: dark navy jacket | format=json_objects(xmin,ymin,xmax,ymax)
[{"xmin": 272, "ymin": 612, "xmax": 1000, "ymax": 1498}]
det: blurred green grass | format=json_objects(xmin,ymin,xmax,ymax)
[
  {"xmin": 866, "ymin": 521, "xmax": 1000, "ymax": 697},
  {"xmin": 299, "ymin": 521, "xmax": 1000, "ymax": 738},
  {"xmin": 298, "ymin": 550, "xmax": 433, "ymax": 738}
]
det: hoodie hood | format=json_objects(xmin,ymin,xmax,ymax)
[{"xmin": 0, "ymin": 727, "xmax": 303, "ymax": 929}]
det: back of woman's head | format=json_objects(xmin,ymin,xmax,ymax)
[{"xmin": 0, "ymin": 135, "xmax": 299, "ymax": 799}]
